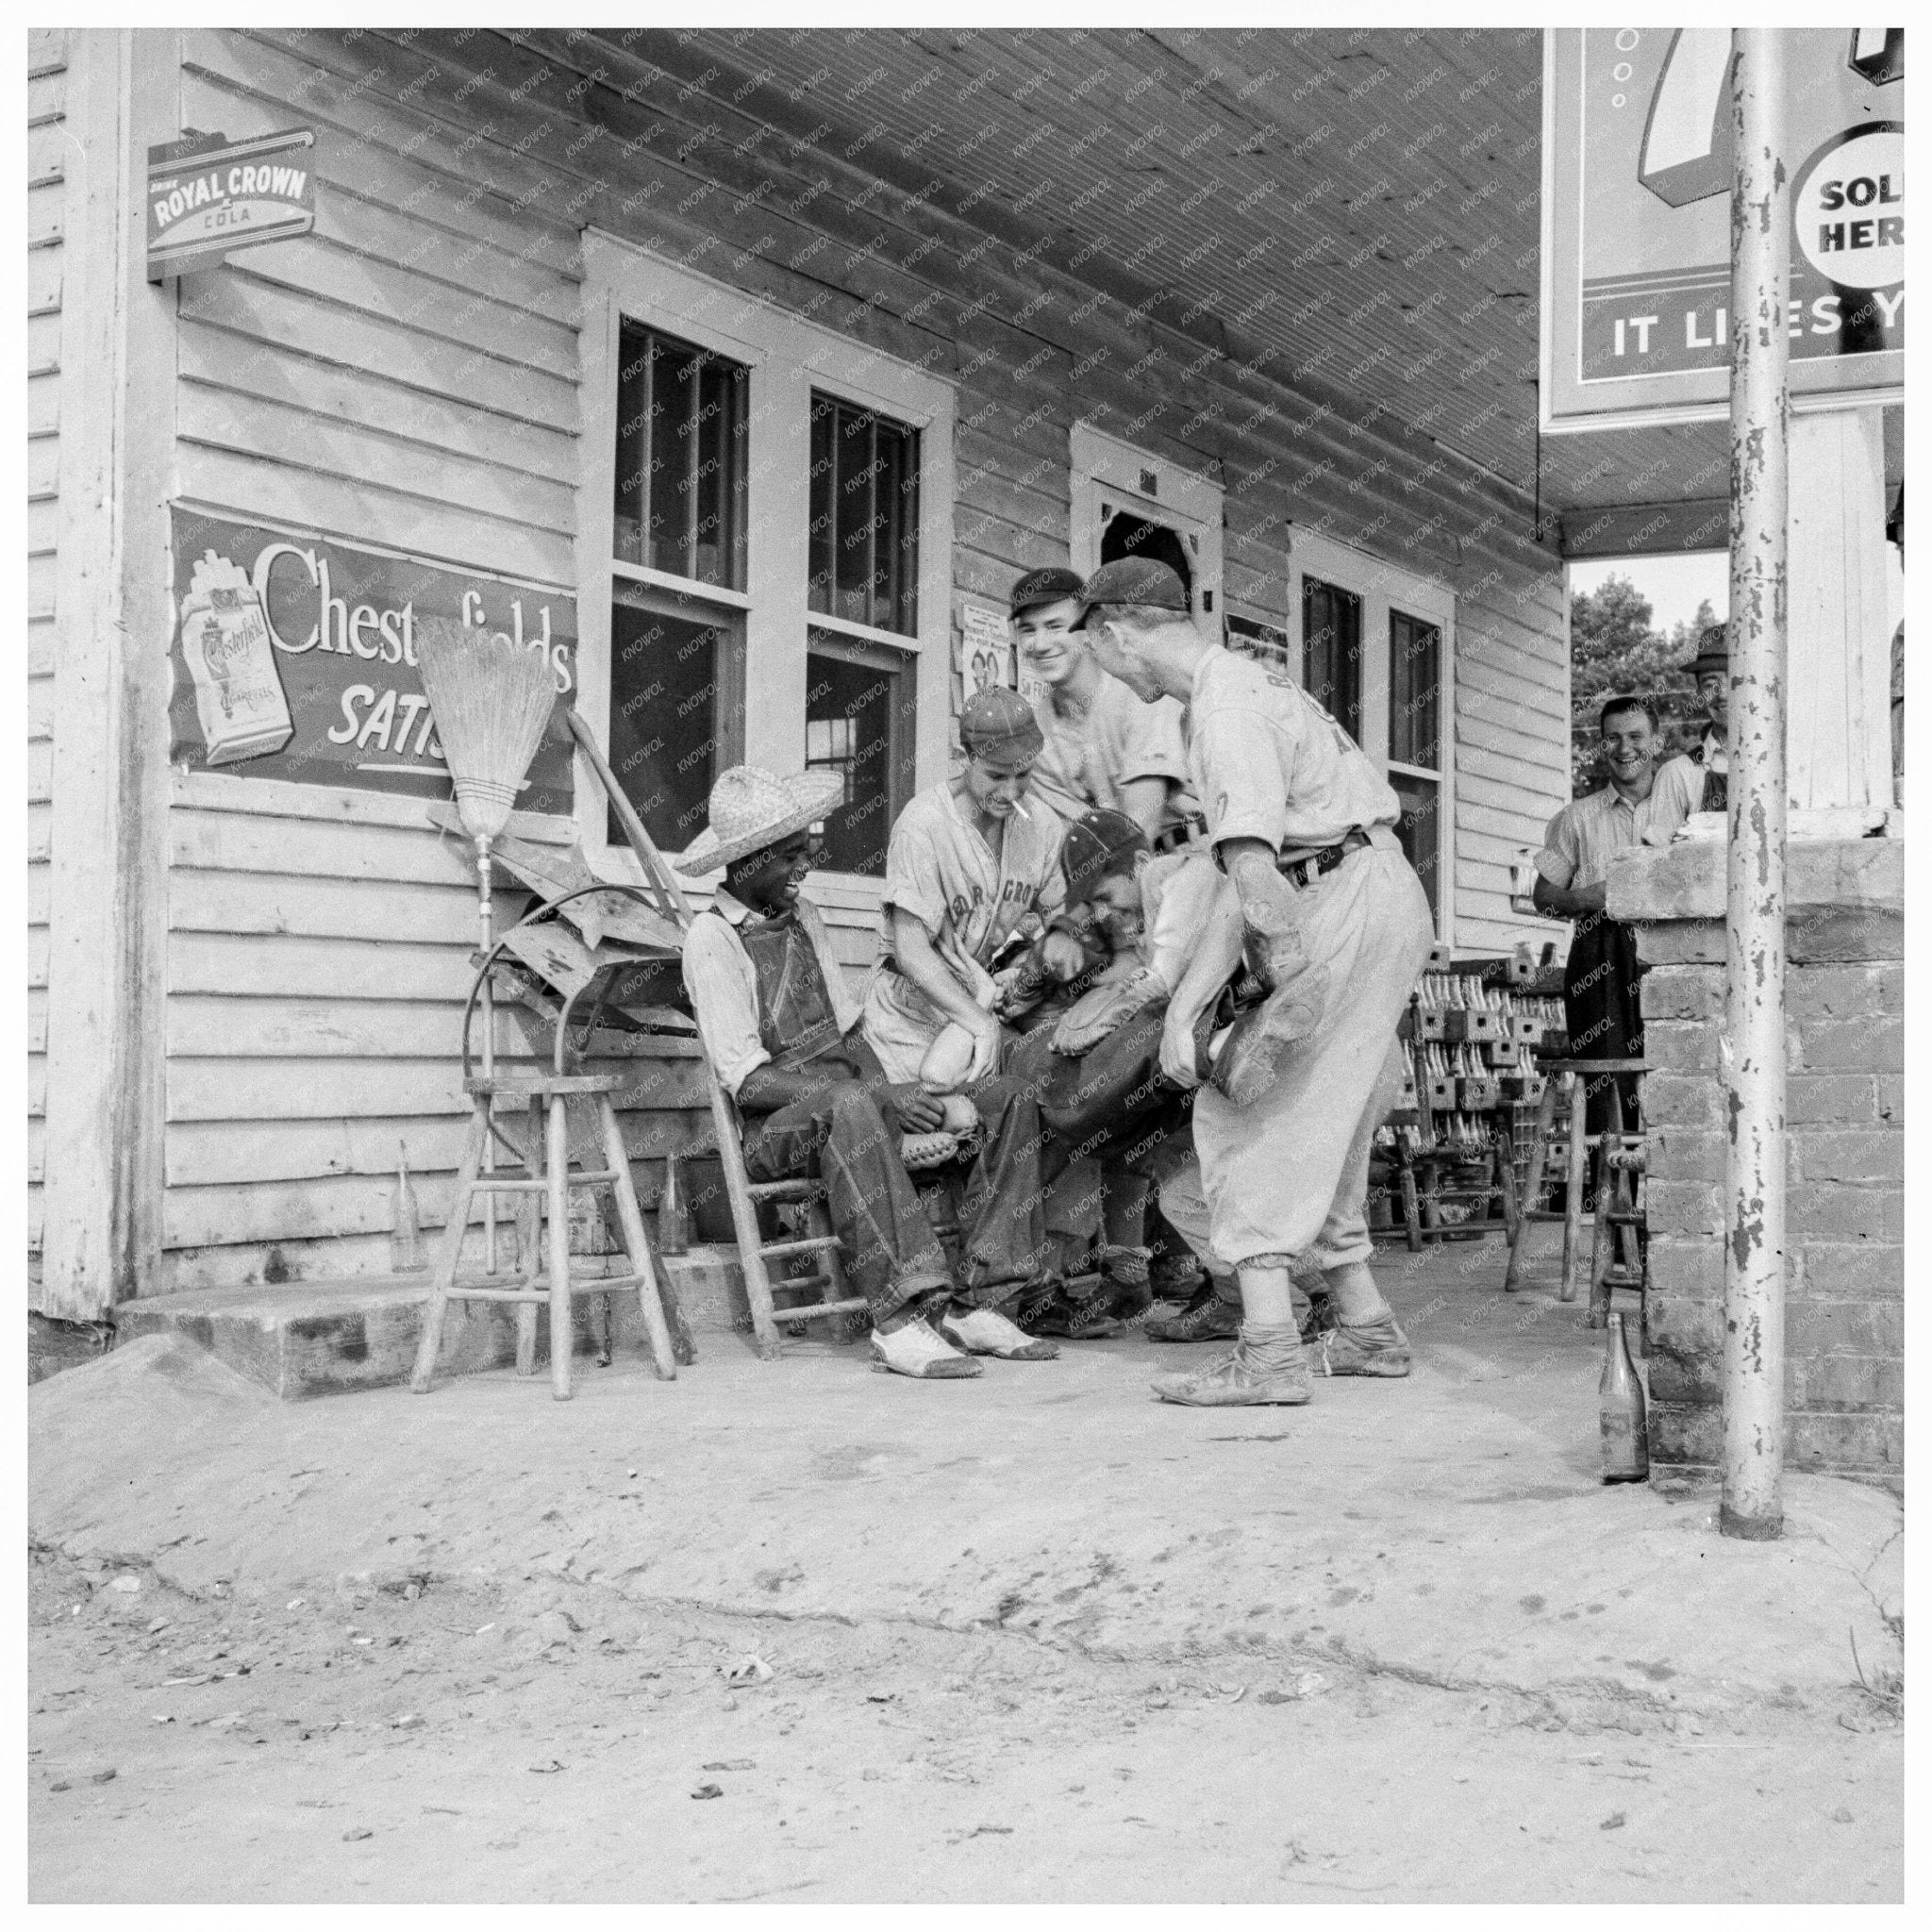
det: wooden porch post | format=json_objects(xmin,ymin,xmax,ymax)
[{"xmin": 37, "ymin": 28, "xmax": 177, "ymax": 1320}]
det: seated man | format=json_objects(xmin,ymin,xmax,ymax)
[
  {"xmin": 678, "ymin": 764, "xmax": 1057, "ymax": 1380},
  {"xmin": 1006, "ymin": 808, "xmax": 1245, "ymax": 1338},
  {"xmin": 861, "ymin": 686, "xmax": 1076, "ymax": 1088}
]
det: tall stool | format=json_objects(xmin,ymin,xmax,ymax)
[
  {"xmin": 409, "ymin": 1071, "xmax": 680, "ymax": 1399},
  {"xmin": 1503, "ymin": 1057, "xmax": 1647, "ymax": 1308}
]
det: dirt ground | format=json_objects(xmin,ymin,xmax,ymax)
[
  {"xmin": 27, "ymin": 1246, "xmax": 1906, "ymax": 1904},
  {"xmin": 27, "ymin": 1544, "xmax": 1904, "ymax": 1904}
]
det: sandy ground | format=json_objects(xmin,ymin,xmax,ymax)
[{"xmin": 28, "ymin": 1246, "xmax": 1905, "ymax": 1903}]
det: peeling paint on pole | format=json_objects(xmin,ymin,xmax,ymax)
[{"xmin": 1721, "ymin": 30, "xmax": 1789, "ymax": 1542}]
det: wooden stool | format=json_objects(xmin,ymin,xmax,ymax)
[
  {"xmin": 409, "ymin": 1072, "xmax": 679, "ymax": 1399},
  {"xmin": 1503, "ymin": 1057, "xmax": 1647, "ymax": 1307}
]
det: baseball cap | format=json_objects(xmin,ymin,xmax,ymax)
[
  {"xmin": 1076, "ymin": 557, "xmax": 1191, "ymax": 621},
  {"xmin": 959, "ymin": 684, "xmax": 1045, "ymax": 762},
  {"xmin": 1060, "ymin": 806, "xmax": 1150, "ymax": 899},
  {"xmin": 1008, "ymin": 566, "xmax": 1086, "ymax": 617}
]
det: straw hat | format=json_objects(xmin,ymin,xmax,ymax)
[{"xmin": 673, "ymin": 764, "xmax": 844, "ymax": 875}]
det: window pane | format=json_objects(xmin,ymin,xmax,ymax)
[
  {"xmin": 607, "ymin": 586, "xmax": 742, "ymax": 853},
  {"xmin": 614, "ymin": 321, "xmax": 746, "ymax": 591},
  {"xmin": 1390, "ymin": 770, "xmax": 1441, "ymax": 931},
  {"xmin": 808, "ymin": 392, "xmax": 920, "ymax": 636},
  {"xmin": 1303, "ymin": 576, "xmax": 1362, "ymax": 742},
  {"xmin": 808, "ymin": 397, "xmax": 835, "ymax": 617},
  {"xmin": 1391, "ymin": 609, "xmax": 1441, "ymax": 771},
  {"xmin": 806, "ymin": 634, "xmax": 914, "ymax": 876}
]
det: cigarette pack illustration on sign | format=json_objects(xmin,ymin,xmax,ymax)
[{"xmin": 178, "ymin": 547, "xmax": 294, "ymax": 763}]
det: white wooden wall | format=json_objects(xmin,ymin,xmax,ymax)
[
  {"xmin": 26, "ymin": 29, "xmax": 69, "ymax": 1267},
  {"xmin": 137, "ymin": 27, "xmax": 1571, "ymax": 1289}
]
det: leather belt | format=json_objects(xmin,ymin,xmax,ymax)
[{"xmin": 1277, "ymin": 826, "xmax": 1372, "ymax": 890}]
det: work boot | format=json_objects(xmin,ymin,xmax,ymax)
[
  {"xmin": 1144, "ymin": 1280, "xmax": 1241, "ymax": 1343},
  {"xmin": 1314, "ymin": 1314, "xmax": 1413, "ymax": 1378},
  {"xmin": 1096, "ymin": 1243, "xmax": 1154, "ymax": 1325},
  {"xmin": 1207, "ymin": 969, "xmax": 1329, "ymax": 1106},
  {"xmin": 1150, "ymin": 1323, "xmax": 1313, "ymax": 1406},
  {"xmin": 1026, "ymin": 1277, "xmax": 1125, "ymax": 1340}
]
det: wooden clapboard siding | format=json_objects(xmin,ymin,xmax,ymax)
[
  {"xmin": 150, "ymin": 26, "xmax": 1575, "ymax": 1281},
  {"xmin": 25, "ymin": 26, "xmax": 65, "ymax": 1256}
]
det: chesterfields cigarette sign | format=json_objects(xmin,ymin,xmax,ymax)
[
  {"xmin": 168, "ymin": 508, "xmax": 576, "ymax": 814},
  {"xmin": 147, "ymin": 127, "xmax": 316, "ymax": 281}
]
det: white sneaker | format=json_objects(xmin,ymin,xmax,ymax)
[
  {"xmin": 869, "ymin": 1316, "xmax": 982, "ymax": 1379},
  {"xmin": 938, "ymin": 1306, "xmax": 1059, "ymax": 1360}
]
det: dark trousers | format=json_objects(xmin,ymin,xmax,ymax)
[
  {"xmin": 1563, "ymin": 910, "xmax": 1643, "ymax": 1136},
  {"xmin": 1007, "ymin": 1000, "xmax": 1193, "ymax": 1273},
  {"xmin": 739, "ymin": 1042, "xmax": 1048, "ymax": 1322}
]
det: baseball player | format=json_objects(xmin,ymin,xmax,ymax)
[
  {"xmin": 861, "ymin": 685, "xmax": 1074, "ymax": 1088},
  {"xmin": 1008, "ymin": 566, "xmax": 1196, "ymax": 844},
  {"xmin": 1079, "ymin": 558, "xmax": 1437, "ymax": 1406}
]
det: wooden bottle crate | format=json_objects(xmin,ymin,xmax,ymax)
[
  {"xmin": 1417, "ymin": 1008, "xmax": 1448, "ymax": 1041},
  {"xmin": 1457, "ymin": 1076, "xmax": 1504, "ymax": 1110},
  {"xmin": 1483, "ymin": 1038, "xmax": 1521, "ymax": 1068},
  {"xmin": 1443, "ymin": 1008, "xmax": 1503, "ymax": 1044}
]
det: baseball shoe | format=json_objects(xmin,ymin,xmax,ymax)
[
  {"xmin": 1150, "ymin": 1324, "xmax": 1312, "ymax": 1406},
  {"xmin": 1314, "ymin": 1315, "xmax": 1412, "ymax": 1377},
  {"xmin": 1026, "ymin": 1278, "xmax": 1125, "ymax": 1340},
  {"xmin": 1145, "ymin": 1282, "xmax": 1241, "ymax": 1343}
]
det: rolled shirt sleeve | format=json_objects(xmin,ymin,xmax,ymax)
[
  {"xmin": 679, "ymin": 915, "xmax": 769, "ymax": 1099},
  {"xmin": 1535, "ymin": 802, "xmax": 1581, "ymax": 889}
]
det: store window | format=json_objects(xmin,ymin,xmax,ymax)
[
  {"xmin": 1281, "ymin": 526, "xmax": 1457, "ymax": 938},
  {"xmin": 582, "ymin": 233, "xmax": 955, "ymax": 883},
  {"xmin": 809, "ymin": 394, "xmax": 920, "ymax": 636},
  {"xmin": 806, "ymin": 632, "xmax": 915, "ymax": 876},
  {"xmin": 1389, "ymin": 608, "xmax": 1444, "ymax": 924},
  {"xmin": 1303, "ymin": 576, "xmax": 1363, "ymax": 744},
  {"xmin": 607, "ymin": 323, "xmax": 750, "ymax": 849}
]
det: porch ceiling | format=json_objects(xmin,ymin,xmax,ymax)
[{"xmin": 593, "ymin": 26, "xmax": 1748, "ymax": 550}]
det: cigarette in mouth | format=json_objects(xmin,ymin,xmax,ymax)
[{"xmin": 1008, "ymin": 799, "xmax": 1031, "ymax": 823}]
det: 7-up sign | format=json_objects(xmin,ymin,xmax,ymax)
[
  {"xmin": 147, "ymin": 126, "xmax": 316, "ymax": 282},
  {"xmin": 1541, "ymin": 29, "xmax": 1905, "ymax": 429}
]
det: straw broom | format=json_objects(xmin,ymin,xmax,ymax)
[{"xmin": 415, "ymin": 614, "xmax": 558, "ymax": 1272}]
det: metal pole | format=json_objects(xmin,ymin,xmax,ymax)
[{"xmin": 1721, "ymin": 29, "xmax": 1789, "ymax": 1541}]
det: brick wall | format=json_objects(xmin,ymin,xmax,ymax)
[{"xmin": 1642, "ymin": 952, "xmax": 1904, "ymax": 1490}]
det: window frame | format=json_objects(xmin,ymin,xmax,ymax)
[
  {"xmin": 577, "ymin": 232, "xmax": 955, "ymax": 888},
  {"xmin": 1069, "ymin": 422, "xmax": 1224, "ymax": 618},
  {"xmin": 1282, "ymin": 526, "xmax": 1457, "ymax": 942}
]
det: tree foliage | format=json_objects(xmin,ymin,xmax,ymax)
[{"xmin": 1567, "ymin": 574, "xmax": 1713, "ymax": 795}]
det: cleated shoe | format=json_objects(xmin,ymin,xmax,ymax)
[
  {"xmin": 1314, "ymin": 1315, "xmax": 1413, "ymax": 1378},
  {"xmin": 1150, "ymin": 1324, "xmax": 1312, "ymax": 1406},
  {"xmin": 1145, "ymin": 1282, "xmax": 1242, "ymax": 1343},
  {"xmin": 1206, "ymin": 968, "xmax": 1330, "ymax": 1107},
  {"xmin": 1028, "ymin": 1278, "xmax": 1125, "ymax": 1340},
  {"xmin": 939, "ymin": 1305, "xmax": 1059, "ymax": 1361}
]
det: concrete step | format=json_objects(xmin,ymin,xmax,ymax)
[{"xmin": 114, "ymin": 1247, "xmax": 761, "ymax": 1401}]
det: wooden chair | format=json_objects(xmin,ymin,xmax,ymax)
[
  {"xmin": 563, "ymin": 711, "xmax": 870, "ymax": 1360},
  {"xmin": 1503, "ymin": 1057, "xmax": 1648, "ymax": 1320}
]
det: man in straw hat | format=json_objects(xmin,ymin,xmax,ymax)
[
  {"xmin": 1078, "ymin": 557, "xmax": 1435, "ymax": 1406},
  {"xmin": 678, "ymin": 765, "xmax": 1058, "ymax": 1380}
]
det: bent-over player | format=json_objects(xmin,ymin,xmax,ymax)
[{"xmin": 1079, "ymin": 558, "xmax": 1436, "ymax": 1406}]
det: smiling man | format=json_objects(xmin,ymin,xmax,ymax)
[
  {"xmin": 1532, "ymin": 695, "xmax": 1690, "ymax": 1133},
  {"xmin": 1008, "ymin": 565, "xmax": 1196, "ymax": 846},
  {"xmin": 679, "ymin": 764, "xmax": 1056, "ymax": 1379}
]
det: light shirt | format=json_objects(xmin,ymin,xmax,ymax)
[
  {"xmin": 1027, "ymin": 672, "xmax": 1194, "ymax": 833},
  {"xmin": 1535, "ymin": 778, "xmax": 1690, "ymax": 892},
  {"xmin": 1650, "ymin": 754, "xmax": 1707, "ymax": 824},
  {"xmin": 1184, "ymin": 647, "xmax": 1401, "ymax": 853},
  {"xmin": 679, "ymin": 886, "xmax": 859, "ymax": 1100},
  {"xmin": 861, "ymin": 778, "xmax": 1066, "ymax": 1081}
]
